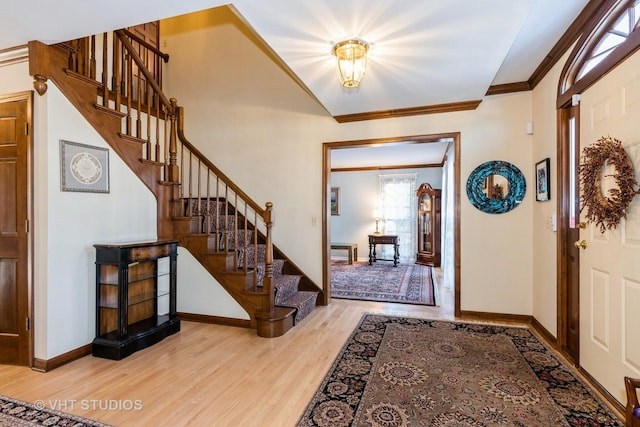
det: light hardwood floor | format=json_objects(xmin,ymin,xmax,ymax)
[{"xmin": 0, "ymin": 273, "xmax": 616, "ymax": 426}]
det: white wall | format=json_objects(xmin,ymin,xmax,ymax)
[
  {"xmin": 330, "ymin": 167, "xmax": 442, "ymax": 262},
  {"xmin": 177, "ymin": 247, "xmax": 249, "ymax": 319},
  {"xmin": 41, "ymin": 85, "xmax": 158, "ymax": 359},
  {"xmin": 0, "ymin": 60, "xmax": 159, "ymax": 359},
  {"xmin": 162, "ymin": 7, "xmax": 535, "ymax": 317}
]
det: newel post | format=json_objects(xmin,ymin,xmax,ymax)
[
  {"xmin": 28, "ymin": 41, "xmax": 50, "ymax": 96},
  {"xmin": 166, "ymin": 98, "xmax": 180, "ymax": 183},
  {"xmin": 263, "ymin": 202, "xmax": 275, "ymax": 313}
]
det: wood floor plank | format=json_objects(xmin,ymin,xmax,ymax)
[{"xmin": 3, "ymin": 275, "xmax": 595, "ymax": 426}]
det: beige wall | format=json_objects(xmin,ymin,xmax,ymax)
[
  {"xmin": 530, "ymin": 52, "xmax": 570, "ymax": 337},
  {"xmin": 162, "ymin": 7, "xmax": 535, "ymax": 316}
]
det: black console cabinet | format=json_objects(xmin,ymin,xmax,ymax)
[{"xmin": 93, "ymin": 240, "xmax": 180, "ymax": 360}]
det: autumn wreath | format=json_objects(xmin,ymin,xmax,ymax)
[{"xmin": 579, "ymin": 136, "xmax": 639, "ymax": 232}]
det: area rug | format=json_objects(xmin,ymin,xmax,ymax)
[
  {"xmin": 297, "ymin": 315, "xmax": 622, "ymax": 426},
  {"xmin": 331, "ymin": 262, "xmax": 435, "ymax": 306},
  {"xmin": 0, "ymin": 395, "xmax": 113, "ymax": 426}
]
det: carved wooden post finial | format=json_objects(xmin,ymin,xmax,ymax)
[{"xmin": 33, "ymin": 74, "xmax": 48, "ymax": 96}]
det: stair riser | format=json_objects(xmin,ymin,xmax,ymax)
[
  {"xmin": 202, "ymin": 253, "xmax": 235, "ymax": 271},
  {"xmin": 181, "ymin": 235, "xmax": 223, "ymax": 254}
]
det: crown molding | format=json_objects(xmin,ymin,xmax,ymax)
[
  {"xmin": 485, "ymin": 0, "xmax": 608, "ymax": 97},
  {"xmin": 485, "ymin": 81, "xmax": 532, "ymax": 96},
  {"xmin": 333, "ymin": 100, "xmax": 482, "ymax": 123},
  {"xmin": 0, "ymin": 45, "xmax": 28, "ymax": 67}
]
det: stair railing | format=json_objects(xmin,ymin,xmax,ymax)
[
  {"xmin": 60, "ymin": 30, "xmax": 274, "ymax": 302},
  {"xmin": 176, "ymin": 105, "xmax": 274, "ymax": 296},
  {"xmin": 62, "ymin": 31, "xmax": 175, "ymax": 177}
]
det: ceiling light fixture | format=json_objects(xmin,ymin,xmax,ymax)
[{"xmin": 332, "ymin": 39, "xmax": 369, "ymax": 88}]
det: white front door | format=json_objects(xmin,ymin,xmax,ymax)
[{"xmin": 578, "ymin": 52, "xmax": 640, "ymax": 404}]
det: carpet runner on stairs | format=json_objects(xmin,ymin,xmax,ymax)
[
  {"xmin": 273, "ymin": 274, "xmax": 318, "ymax": 325},
  {"xmin": 233, "ymin": 223, "xmax": 318, "ymax": 325},
  {"xmin": 190, "ymin": 199, "xmax": 319, "ymax": 325}
]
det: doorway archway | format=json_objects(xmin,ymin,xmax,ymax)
[{"xmin": 321, "ymin": 133, "xmax": 460, "ymax": 316}]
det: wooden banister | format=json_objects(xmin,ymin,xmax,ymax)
[
  {"xmin": 175, "ymin": 106, "xmax": 266, "ymax": 216},
  {"xmin": 116, "ymin": 32, "xmax": 276, "ymax": 295},
  {"xmin": 44, "ymin": 28, "xmax": 281, "ymax": 322},
  {"xmin": 119, "ymin": 28, "xmax": 170, "ymax": 63},
  {"xmin": 114, "ymin": 30, "xmax": 173, "ymax": 112}
]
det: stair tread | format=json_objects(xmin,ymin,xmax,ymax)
[
  {"xmin": 276, "ymin": 290, "xmax": 318, "ymax": 325},
  {"xmin": 278, "ymin": 290, "xmax": 318, "ymax": 304},
  {"xmin": 274, "ymin": 274, "xmax": 302, "ymax": 302}
]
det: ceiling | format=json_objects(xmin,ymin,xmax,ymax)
[{"xmin": 0, "ymin": 0, "xmax": 589, "ymax": 166}]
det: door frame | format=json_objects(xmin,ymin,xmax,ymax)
[
  {"xmin": 321, "ymin": 132, "xmax": 460, "ymax": 315},
  {"xmin": 557, "ymin": 103, "xmax": 581, "ymax": 365},
  {"xmin": 0, "ymin": 90, "xmax": 34, "ymax": 367}
]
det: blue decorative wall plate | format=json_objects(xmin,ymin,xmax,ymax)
[{"xmin": 466, "ymin": 161, "xmax": 526, "ymax": 214}]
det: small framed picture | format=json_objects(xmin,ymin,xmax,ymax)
[
  {"xmin": 535, "ymin": 158, "xmax": 550, "ymax": 202},
  {"xmin": 60, "ymin": 140, "xmax": 110, "ymax": 193},
  {"xmin": 330, "ymin": 187, "xmax": 340, "ymax": 215}
]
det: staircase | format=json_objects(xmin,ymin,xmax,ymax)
[{"xmin": 27, "ymin": 30, "xmax": 321, "ymax": 337}]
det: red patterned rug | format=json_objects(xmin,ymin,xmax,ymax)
[
  {"xmin": 331, "ymin": 261, "xmax": 435, "ymax": 306},
  {"xmin": 297, "ymin": 315, "xmax": 623, "ymax": 426}
]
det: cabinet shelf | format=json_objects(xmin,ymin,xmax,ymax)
[
  {"xmin": 128, "ymin": 291, "xmax": 157, "ymax": 306},
  {"xmin": 93, "ymin": 240, "xmax": 179, "ymax": 360},
  {"xmin": 97, "ymin": 315, "xmax": 172, "ymax": 341}
]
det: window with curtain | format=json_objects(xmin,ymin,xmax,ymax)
[{"xmin": 379, "ymin": 174, "xmax": 417, "ymax": 263}]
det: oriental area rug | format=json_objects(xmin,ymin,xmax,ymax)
[
  {"xmin": 331, "ymin": 262, "xmax": 436, "ymax": 306},
  {"xmin": 0, "ymin": 395, "xmax": 113, "ymax": 427},
  {"xmin": 297, "ymin": 315, "xmax": 622, "ymax": 427}
]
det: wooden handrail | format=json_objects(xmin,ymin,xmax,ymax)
[
  {"xmin": 114, "ymin": 30, "xmax": 173, "ymax": 112},
  {"xmin": 175, "ymin": 106, "xmax": 266, "ymax": 216},
  {"xmin": 53, "ymin": 29, "xmax": 279, "ymax": 316},
  {"xmin": 119, "ymin": 28, "xmax": 170, "ymax": 62}
]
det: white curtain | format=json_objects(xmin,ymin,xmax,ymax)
[
  {"xmin": 441, "ymin": 146, "xmax": 455, "ymax": 289},
  {"xmin": 378, "ymin": 174, "xmax": 417, "ymax": 263}
]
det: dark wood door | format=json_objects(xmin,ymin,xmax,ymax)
[{"xmin": 0, "ymin": 93, "xmax": 31, "ymax": 366}]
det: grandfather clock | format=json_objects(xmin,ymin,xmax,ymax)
[{"xmin": 416, "ymin": 183, "xmax": 441, "ymax": 266}]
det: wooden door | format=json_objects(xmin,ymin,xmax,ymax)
[
  {"xmin": 577, "ymin": 65, "xmax": 640, "ymax": 400},
  {"xmin": 0, "ymin": 93, "xmax": 31, "ymax": 366},
  {"xmin": 127, "ymin": 22, "xmax": 160, "ymax": 102},
  {"xmin": 559, "ymin": 105, "xmax": 580, "ymax": 364}
]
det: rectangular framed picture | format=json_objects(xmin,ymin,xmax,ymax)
[
  {"xmin": 60, "ymin": 140, "xmax": 110, "ymax": 193},
  {"xmin": 330, "ymin": 187, "xmax": 340, "ymax": 215},
  {"xmin": 535, "ymin": 158, "xmax": 550, "ymax": 202}
]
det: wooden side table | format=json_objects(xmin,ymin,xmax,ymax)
[
  {"xmin": 368, "ymin": 234, "xmax": 399, "ymax": 267},
  {"xmin": 331, "ymin": 243, "xmax": 358, "ymax": 264}
]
